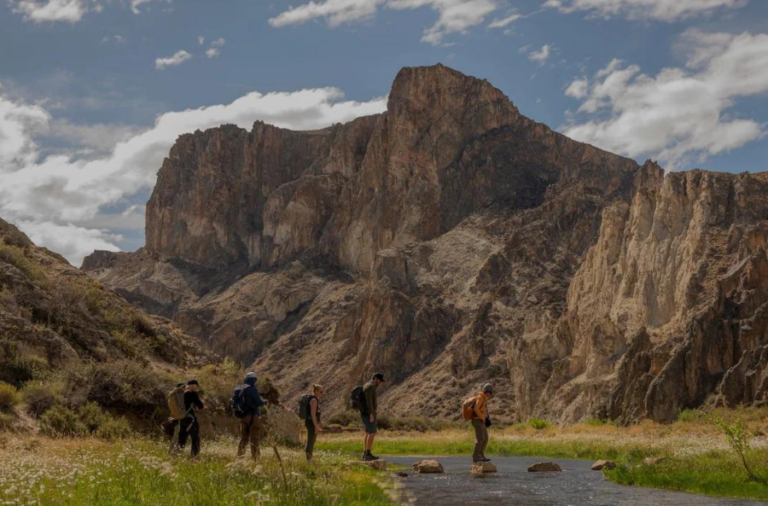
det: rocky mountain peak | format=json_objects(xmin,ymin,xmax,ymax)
[{"xmin": 84, "ymin": 65, "xmax": 768, "ymax": 424}]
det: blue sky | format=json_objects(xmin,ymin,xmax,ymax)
[{"xmin": 1, "ymin": 0, "xmax": 767, "ymax": 264}]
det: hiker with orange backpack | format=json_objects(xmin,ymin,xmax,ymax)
[{"xmin": 463, "ymin": 383, "xmax": 494, "ymax": 463}]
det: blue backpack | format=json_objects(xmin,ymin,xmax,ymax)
[{"xmin": 231, "ymin": 384, "xmax": 255, "ymax": 418}]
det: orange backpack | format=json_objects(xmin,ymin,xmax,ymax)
[{"xmin": 461, "ymin": 395, "xmax": 478, "ymax": 420}]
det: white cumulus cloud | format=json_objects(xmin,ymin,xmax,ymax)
[
  {"xmin": 0, "ymin": 84, "xmax": 387, "ymax": 266},
  {"xmin": 544, "ymin": 0, "xmax": 750, "ymax": 21},
  {"xmin": 269, "ymin": 0, "xmax": 498, "ymax": 46},
  {"xmin": 155, "ymin": 50, "xmax": 192, "ymax": 70},
  {"xmin": 528, "ymin": 44, "xmax": 551, "ymax": 62},
  {"xmin": 562, "ymin": 29, "xmax": 768, "ymax": 169},
  {"xmin": 7, "ymin": 0, "xmax": 169, "ymax": 23}
]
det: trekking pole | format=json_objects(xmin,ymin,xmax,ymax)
[{"xmin": 272, "ymin": 444, "xmax": 288, "ymax": 487}]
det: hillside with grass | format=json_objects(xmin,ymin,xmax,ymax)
[{"xmin": 0, "ymin": 216, "xmax": 228, "ymax": 434}]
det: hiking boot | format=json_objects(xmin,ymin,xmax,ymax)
[
  {"xmin": 480, "ymin": 457, "xmax": 491, "ymax": 462},
  {"xmin": 362, "ymin": 453, "xmax": 376, "ymax": 461},
  {"xmin": 368, "ymin": 453, "xmax": 380, "ymax": 460}
]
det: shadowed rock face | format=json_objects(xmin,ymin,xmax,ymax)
[{"xmin": 83, "ymin": 64, "xmax": 768, "ymax": 424}]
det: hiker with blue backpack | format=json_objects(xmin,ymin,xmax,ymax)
[
  {"xmin": 232, "ymin": 372, "xmax": 267, "ymax": 460},
  {"xmin": 298, "ymin": 384, "xmax": 324, "ymax": 461}
]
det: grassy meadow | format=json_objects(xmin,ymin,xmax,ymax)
[
  {"xmin": 0, "ymin": 436, "xmax": 396, "ymax": 506},
  {"xmin": 1, "ymin": 407, "xmax": 767, "ymax": 504}
]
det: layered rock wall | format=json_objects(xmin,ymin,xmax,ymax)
[{"xmin": 84, "ymin": 65, "xmax": 768, "ymax": 423}]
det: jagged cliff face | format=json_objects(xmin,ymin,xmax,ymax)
[{"xmin": 83, "ymin": 65, "xmax": 768, "ymax": 424}]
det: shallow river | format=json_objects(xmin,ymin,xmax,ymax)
[{"xmin": 386, "ymin": 456, "xmax": 768, "ymax": 506}]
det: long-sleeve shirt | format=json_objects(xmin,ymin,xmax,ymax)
[
  {"xmin": 362, "ymin": 381, "xmax": 377, "ymax": 416},
  {"xmin": 473, "ymin": 392, "xmax": 489, "ymax": 420},
  {"xmin": 184, "ymin": 390, "xmax": 204, "ymax": 419},
  {"xmin": 242, "ymin": 379, "xmax": 266, "ymax": 416}
]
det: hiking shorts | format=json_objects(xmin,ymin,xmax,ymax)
[{"xmin": 361, "ymin": 414, "xmax": 378, "ymax": 434}]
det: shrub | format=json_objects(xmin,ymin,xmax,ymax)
[
  {"xmin": 677, "ymin": 409, "xmax": 704, "ymax": 423},
  {"xmin": 0, "ymin": 382, "xmax": 20, "ymax": 412},
  {"xmin": 78, "ymin": 402, "xmax": 107, "ymax": 433},
  {"xmin": 39, "ymin": 407, "xmax": 87, "ymax": 437},
  {"xmin": 0, "ymin": 242, "xmax": 46, "ymax": 285},
  {"xmin": 21, "ymin": 381, "xmax": 59, "ymax": 418},
  {"xmin": 63, "ymin": 360, "xmax": 165, "ymax": 410},
  {"xmin": 528, "ymin": 418, "xmax": 551, "ymax": 430},
  {"xmin": 718, "ymin": 418, "xmax": 766, "ymax": 484},
  {"xmin": 96, "ymin": 416, "xmax": 132, "ymax": 441},
  {"xmin": 0, "ymin": 412, "xmax": 15, "ymax": 430},
  {"xmin": 327, "ymin": 410, "xmax": 363, "ymax": 428}
]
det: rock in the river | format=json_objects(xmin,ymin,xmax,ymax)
[
  {"xmin": 528, "ymin": 462, "xmax": 562, "ymax": 472},
  {"xmin": 412, "ymin": 460, "xmax": 444, "ymax": 474},
  {"xmin": 591, "ymin": 460, "xmax": 616, "ymax": 471},
  {"xmin": 470, "ymin": 462, "xmax": 498, "ymax": 474}
]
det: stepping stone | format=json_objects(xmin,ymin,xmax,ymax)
[
  {"xmin": 346, "ymin": 460, "xmax": 387, "ymax": 470},
  {"xmin": 470, "ymin": 461, "xmax": 497, "ymax": 474},
  {"xmin": 527, "ymin": 462, "xmax": 562, "ymax": 472},
  {"xmin": 591, "ymin": 460, "xmax": 616, "ymax": 471},
  {"xmin": 413, "ymin": 459, "xmax": 444, "ymax": 474}
]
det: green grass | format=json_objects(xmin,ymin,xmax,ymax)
[
  {"xmin": 607, "ymin": 449, "xmax": 768, "ymax": 500},
  {"xmin": 0, "ymin": 438, "xmax": 393, "ymax": 506},
  {"xmin": 317, "ymin": 432, "xmax": 659, "ymax": 462}
]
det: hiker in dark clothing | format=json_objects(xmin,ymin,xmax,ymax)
[
  {"xmin": 237, "ymin": 372, "xmax": 267, "ymax": 460},
  {"xmin": 161, "ymin": 382, "xmax": 185, "ymax": 452},
  {"xmin": 305, "ymin": 384, "xmax": 324, "ymax": 461},
  {"xmin": 177, "ymin": 379, "xmax": 204, "ymax": 458},
  {"xmin": 361, "ymin": 372, "xmax": 384, "ymax": 461}
]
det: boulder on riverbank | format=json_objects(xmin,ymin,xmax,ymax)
[
  {"xmin": 413, "ymin": 460, "xmax": 444, "ymax": 473},
  {"xmin": 470, "ymin": 462, "xmax": 497, "ymax": 474},
  {"xmin": 528, "ymin": 462, "xmax": 562, "ymax": 472},
  {"xmin": 591, "ymin": 460, "xmax": 616, "ymax": 471}
]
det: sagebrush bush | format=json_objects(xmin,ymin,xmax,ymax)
[
  {"xmin": 21, "ymin": 381, "xmax": 59, "ymax": 418},
  {"xmin": 40, "ymin": 407, "xmax": 87, "ymax": 437},
  {"xmin": 528, "ymin": 418, "xmax": 551, "ymax": 430},
  {"xmin": 0, "ymin": 412, "xmax": 14, "ymax": 430},
  {"xmin": 327, "ymin": 410, "xmax": 362, "ymax": 428},
  {"xmin": 0, "ymin": 242, "xmax": 46, "ymax": 285},
  {"xmin": 78, "ymin": 402, "xmax": 107, "ymax": 433},
  {"xmin": 677, "ymin": 409, "xmax": 704, "ymax": 423},
  {"xmin": 96, "ymin": 416, "xmax": 131, "ymax": 441},
  {"xmin": 0, "ymin": 382, "xmax": 20, "ymax": 412},
  {"xmin": 63, "ymin": 360, "xmax": 165, "ymax": 410}
]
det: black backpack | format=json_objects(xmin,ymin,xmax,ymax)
[
  {"xmin": 298, "ymin": 394, "xmax": 314, "ymax": 420},
  {"xmin": 350, "ymin": 385, "xmax": 364, "ymax": 411},
  {"xmin": 231, "ymin": 384, "xmax": 255, "ymax": 418}
]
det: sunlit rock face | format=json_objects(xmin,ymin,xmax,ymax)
[{"xmin": 83, "ymin": 65, "xmax": 768, "ymax": 424}]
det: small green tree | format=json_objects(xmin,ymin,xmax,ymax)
[{"xmin": 718, "ymin": 418, "xmax": 766, "ymax": 484}]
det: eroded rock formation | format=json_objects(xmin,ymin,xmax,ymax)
[{"xmin": 83, "ymin": 64, "xmax": 768, "ymax": 424}]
